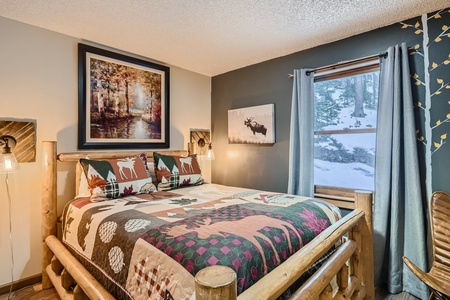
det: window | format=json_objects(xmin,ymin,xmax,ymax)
[{"xmin": 313, "ymin": 60, "xmax": 379, "ymax": 203}]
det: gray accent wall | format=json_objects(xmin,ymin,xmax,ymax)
[{"xmin": 211, "ymin": 10, "xmax": 450, "ymax": 196}]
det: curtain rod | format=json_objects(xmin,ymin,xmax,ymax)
[{"xmin": 288, "ymin": 51, "xmax": 388, "ymax": 78}]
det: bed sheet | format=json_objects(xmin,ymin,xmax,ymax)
[{"xmin": 62, "ymin": 183, "xmax": 341, "ymax": 299}]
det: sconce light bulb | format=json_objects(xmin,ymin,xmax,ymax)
[
  {"xmin": 0, "ymin": 135, "xmax": 20, "ymax": 173},
  {"xmin": 5, "ymin": 157, "xmax": 13, "ymax": 170},
  {"xmin": 0, "ymin": 153, "xmax": 20, "ymax": 172},
  {"xmin": 206, "ymin": 143, "xmax": 215, "ymax": 160}
]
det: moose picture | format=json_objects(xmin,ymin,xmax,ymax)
[
  {"xmin": 228, "ymin": 104, "xmax": 275, "ymax": 144},
  {"xmin": 244, "ymin": 117, "xmax": 268, "ymax": 136}
]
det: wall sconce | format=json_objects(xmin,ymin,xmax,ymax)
[
  {"xmin": 189, "ymin": 130, "xmax": 214, "ymax": 160},
  {"xmin": 0, "ymin": 135, "xmax": 20, "ymax": 173},
  {"xmin": 196, "ymin": 137, "xmax": 215, "ymax": 161},
  {"xmin": 0, "ymin": 134, "xmax": 20, "ymax": 299}
]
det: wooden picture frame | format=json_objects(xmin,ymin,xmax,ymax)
[
  {"xmin": 228, "ymin": 104, "xmax": 275, "ymax": 144},
  {"xmin": 78, "ymin": 43, "xmax": 170, "ymax": 149}
]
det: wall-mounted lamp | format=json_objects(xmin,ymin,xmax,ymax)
[
  {"xmin": 197, "ymin": 137, "xmax": 215, "ymax": 161},
  {"xmin": 0, "ymin": 134, "xmax": 20, "ymax": 299},
  {"xmin": 0, "ymin": 135, "xmax": 21, "ymax": 173},
  {"xmin": 189, "ymin": 130, "xmax": 215, "ymax": 160}
]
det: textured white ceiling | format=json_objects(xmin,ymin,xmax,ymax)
[{"xmin": 1, "ymin": 1, "xmax": 449, "ymax": 76}]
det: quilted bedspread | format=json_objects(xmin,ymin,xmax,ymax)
[{"xmin": 62, "ymin": 183, "xmax": 341, "ymax": 300}]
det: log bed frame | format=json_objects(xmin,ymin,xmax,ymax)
[{"xmin": 41, "ymin": 141, "xmax": 374, "ymax": 300}]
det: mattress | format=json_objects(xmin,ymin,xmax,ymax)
[{"xmin": 62, "ymin": 183, "xmax": 341, "ymax": 299}]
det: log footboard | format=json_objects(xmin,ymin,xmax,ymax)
[
  {"xmin": 195, "ymin": 191, "xmax": 374, "ymax": 300},
  {"xmin": 45, "ymin": 235, "xmax": 114, "ymax": 300}
]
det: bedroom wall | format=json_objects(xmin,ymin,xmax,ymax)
[
  {"xmin": 0, "ymin": 16, "xmax": 211, "ymax": 287},
  {"xmin": 211, "ymin": 8, "xmax": 450, "ymax": 198}
]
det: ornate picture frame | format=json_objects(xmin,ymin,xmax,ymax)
[{"xmin": 78, "ymin": 43, "xmax": 170, "ymax": 149}]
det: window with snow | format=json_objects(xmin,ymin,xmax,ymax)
[{"xmin": 313, "ymin": 61, "xmax": 379, "ymax": 197}]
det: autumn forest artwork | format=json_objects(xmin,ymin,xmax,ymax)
[{"xmin": 78, "ymin": 44, "xmax": 169, "ymax": 149}]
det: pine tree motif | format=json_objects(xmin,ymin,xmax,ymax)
[
  {"xmin": 125, "ymin": 219, "xmax": 151, "ymax": 233},
  {"xmin": 109, "ymin": 246, "xmax": 125, "ymax": 274},
  {"xmin": 99, "ymin": 221, "xmax": 118, "ymax": 243}
]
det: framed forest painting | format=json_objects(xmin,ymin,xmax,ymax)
[
  {"xmin": 78, "ymin": 43, "xmax": 170, "ymax": 149},
  {"xmin": 228, "ymin": 104, "xmax": 275, "ymax": 144}
]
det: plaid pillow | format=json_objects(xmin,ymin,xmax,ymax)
[
  {"xmin": 80, "ymin": 153, "xmax": 156, "ymax": 202},
  {"xmin": 153, "ymin": 152, "xmax": 204, "ymax": 190}
]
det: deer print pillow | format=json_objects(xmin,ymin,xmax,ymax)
[
  {"xmin": 79, "ymin": 153, "xmax": 156, "ymax": 202},
  {"xmin": 153, "ymin": 152, "xmax": 204, "ymax": 190}
]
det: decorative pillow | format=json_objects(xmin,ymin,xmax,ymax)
[
  {"xmin": 153, "ymin": 152, "xmax": 204, "ymax": 190},
  {"xmin": 80, "ymin": 153, "xmax": 156, "ymax": 201}
]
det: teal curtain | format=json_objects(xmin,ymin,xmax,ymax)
[
  {"xmin": 288, "ymin": 69, "xmax": 314, "ymax": 197},
  {"xmin": 373, "ymin": 42, "xmax": 429, "ymax": 299}
]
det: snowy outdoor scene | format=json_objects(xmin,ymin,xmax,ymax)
[{"xmin": 314, "ymin": 71, "xmax": 379, "ymax": 191}]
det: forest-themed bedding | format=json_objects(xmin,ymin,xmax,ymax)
[{"xmin": 62, "ymin": 183, "xmax": 341, "ymax": 300}]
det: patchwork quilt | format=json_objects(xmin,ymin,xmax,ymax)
[{"xmin": 62, "ymin": 183, "xmax": 341, "ymax": 300}]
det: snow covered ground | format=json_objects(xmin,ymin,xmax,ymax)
[
  {"xmin": 314, "ymin": 159, "xmax": 374, "ymax": 190},
  {"xmin": 314, "ymin": 106, "xmax": 377, "ymax": 190}
]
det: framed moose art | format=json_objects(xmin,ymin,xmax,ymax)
[{"xmin": 228, "ymin": 104, "xmax": 275, "ymax": 144}]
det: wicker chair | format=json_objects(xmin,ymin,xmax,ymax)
[{"xmin": 403, "ymin": 191, "xmax": 450, "ymax": 300}]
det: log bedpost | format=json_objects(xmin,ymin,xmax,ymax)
[
  {"xmin": 41, "ymin": 141, "xmax": 57, "ymax": 289},
  {"xmin": 354, "ymin": 190, "xmax": 374, "ymax": 300},
  {"xmin": 195, "ymin": 266, "xmax": 237, "ymax": 300}
]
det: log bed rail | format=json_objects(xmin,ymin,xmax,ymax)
[{"xmin": 41, "ymin": 141, "xmax": 374, "ymax": 300}]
